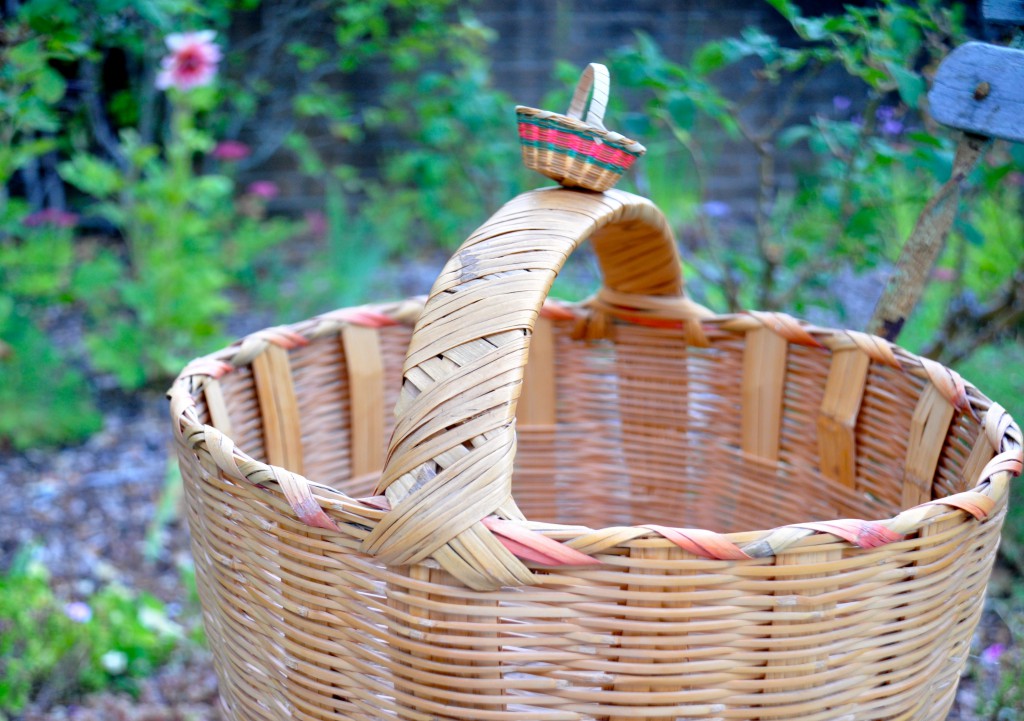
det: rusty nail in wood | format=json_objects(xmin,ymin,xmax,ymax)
[{"xmin": 974, "ymin": 81, "xmax": 991, "ymax": 100}]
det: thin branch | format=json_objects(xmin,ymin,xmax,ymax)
[
  {"xmin": 838, "ymin": 97, "xmax": 881, "ymax": 222},
  {"xmin": 19, "ymin": 144, "xmax": 44, "ymax": 208},
  {"xmin": 81, "ymin": 59, "xmax": 129, "ymax": 171},
  {"xmin": 42, "ymin": 149, "xmax": 65, "ymax": 209}
]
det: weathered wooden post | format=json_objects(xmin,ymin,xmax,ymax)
[{"xmin": 868, "ymin": 2, "xmax": 1024, "ymax": 339}]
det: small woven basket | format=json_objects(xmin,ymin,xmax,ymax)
[
  {"xmin": 170, "ymin": 187, "xmax": 1021, "ymax": 721},
  {"xmin": 517, "ymin": 63, "xmax": 646, "ymax": 191}
]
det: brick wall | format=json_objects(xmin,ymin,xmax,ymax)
[{"xmin": 254, "ymin": 0, "xmax": 866, "ymax": 217}]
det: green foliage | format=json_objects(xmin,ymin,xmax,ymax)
[
  {"xmin": 0, "ymin": 549, "xmax": 184, "ymax": 713},
  {"xmin": 286, "ymin": 2, "xmax": 529, "ymax": 253},
  {"xmin": 1, "ymin": 0, "xmax": 519, "ymax": 447},
  {"xmin": 0, "ymin": 0, "xmax": 303, "ymax": 446},
  {"xmin": 608, "ymin": 0, "xmax": 995, "ymax": 317},
  {"xmin": 967, "ymin": 589, "xmax": 1024, "ymax": 719},
  {"xmin": 0, "ymin": 204, "xmax": 101, "ymax": 448},
  {"xmin": 60, "ymin": 109, "xmax": 298, "ymax": 387}
]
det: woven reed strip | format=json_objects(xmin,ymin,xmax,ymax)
[
  {"xmin": 741, "ymin": 327, "xmax": 789, "ymax": 464},
  {"xmin": 340, "ymin": 324, "xmax": 386, "ymax": 478},
  {"xmin": 817, "ymin": 348, "xmax": 871, "ymax": 488}
]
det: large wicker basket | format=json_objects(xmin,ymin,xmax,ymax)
[{"xmin": 170, "ymin": 187, "xmax": 1021, "ymax": 721}]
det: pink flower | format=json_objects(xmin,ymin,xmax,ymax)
[
  {"xmin": 932, "ymin": 267, "xmax": 955, "ymax": 282},
  {"xmin": 156, "ymin": 31, "xmax": 222, "ymax": 91},
  {"xmin": 212, "ymin": 140, "xmax": 251, "ymax": 161},
  {"xmin": 22, "ymin": 208, "xmax": 79, "ymax": 228},
  {"xmin": 246, "ymin": 180, "xmax": 279, "ymax": 200},
  {"xmin": 304, "ymin": 210, "xmax": 327, "ymax": 238}
]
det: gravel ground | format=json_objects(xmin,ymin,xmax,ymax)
[
  {"xmin": 0, "ymin": 388, "xmax": 223, "ymax": 721},
  {"xmin": 0, "ymin": 380, "xmax": 1011, "ymax": 720}
]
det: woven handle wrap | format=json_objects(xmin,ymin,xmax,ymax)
[
  {"xmin": 362, "ymin": 187, "xmax": 711, "ymax": 590},
  {"xmin": 567, "ymin": 62, "xmax": 610, "ymax": 128}
]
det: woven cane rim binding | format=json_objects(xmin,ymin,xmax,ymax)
[{"xmin": 169, "ymin": 187, "xmax": 1022, "ymax": 592}]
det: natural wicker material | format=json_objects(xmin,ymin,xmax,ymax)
[
  {"xmin": 170, "ymin": 187, "xmax": 1021, "ymax": 721},
  {"xmin": 517, "ymin": 63, "xmax": 646, "ymax": 191}
]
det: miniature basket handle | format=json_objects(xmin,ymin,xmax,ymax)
[
  {"xmin": 361, "ymin": 187, "xmax": 712, "ymax": 590},
  {"xmin": 567, "ymin": 62, "xmax": 610, "ymax": 129}
]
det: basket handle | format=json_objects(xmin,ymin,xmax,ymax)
[
  {"xmin": 361, "ymin": 187, "xmax": 712, "ymax": 590},
  {"xmin": 567, "ymin": 62, "xmax": 610, "ymax": 128}
]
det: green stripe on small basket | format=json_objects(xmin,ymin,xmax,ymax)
[
  {"xmin": 519, "ymin": 138, "xmax": 630, "ymax": 174},
  {"xmin": 517, "ymin": 114, "xmax": 644, "ymax": 156}
]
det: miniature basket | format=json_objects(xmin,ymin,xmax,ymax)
[
  {"xmin": 170, "ymin": 187, "xmax": 1021, "ymax": 721},
  {"xmin": 517, "ymin": 63, "xmax": 646, "ymax": 191}
]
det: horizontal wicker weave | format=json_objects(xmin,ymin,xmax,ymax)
[{"xmin": 170, "ymin": 187, "xmax": 1022, "ymax": 721}]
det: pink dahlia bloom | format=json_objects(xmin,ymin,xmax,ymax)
[{"xmin": 156, "ymin": 31, "xmax": 222, "ymax": 91}]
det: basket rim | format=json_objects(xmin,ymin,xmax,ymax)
[
  {"xmin": 516, "ymin": 105, "xmax": 647, "ymax": 155},
  {"xmin": 168, "ymin": 295, "xmax": 1022, "ymax": 574}
]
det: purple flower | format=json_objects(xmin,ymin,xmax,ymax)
[
  {"xmin": 980, "ymin": 643, "xmax": 1007, "ymax": 666},
  {"xmin": 212, "ymin": 140, "xmax": 251, "ymax": 161},
  {"xmin": 882, "ymin": 118, "xmax": 904, "ymax": 136},
  {"xmin": 833, "ymin": 95, "xmax": 852, "ymax": 112},
  {"xmin": 246, "ymin": 180, "xmax": 279, "ymax": 200},
  {"xmin": 702, "ymin": 200, "xmax": 731, "ymax": 219},
  {"xmin": 875, "ymin": 106, "xmax": 904, "ymax": 136},
  {"xmin": 64, "ymin": 601, "xmax": 92, "ymax": 624},
  {"xmin": 23, "ymin": 208, "xmax": 79, "ymax": 229}
]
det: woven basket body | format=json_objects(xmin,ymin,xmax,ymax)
[{"xmin": 170, "ymin": 188, "xmax": 1021, "ymax": 721}]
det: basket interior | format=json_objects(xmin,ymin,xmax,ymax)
[{"xmin": 195, "ymin": 314, "xmax": 983, "ymax": 534}]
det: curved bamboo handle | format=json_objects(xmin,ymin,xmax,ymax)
[
  {"xmin": 360, "ymin": 187, "xmax": 711, "ymax": 589},
  {"xmin": 567, "ymin": 62, "xmax": 610, "ymax": 128}
]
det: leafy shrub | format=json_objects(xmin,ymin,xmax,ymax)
[
  {"xmin": 0, "ymin": 549, "xmax": 184, "ymax": 713},
  {"xmin": 60, "ymin": 100, "xmax": 299, "ymax": 388}
]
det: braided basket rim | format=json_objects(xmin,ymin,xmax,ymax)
[{"xmin": 169, "ymin": 297, "xmax": 1022, "ymax": 566}]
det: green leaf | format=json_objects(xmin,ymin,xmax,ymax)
[
  {"xmin": 765, "ymin": 0, "xmax": 799, "ymax": 21},
  {"xmin": 58, "ymin": 155, "xmax": 122, "ymax": 197},
  {"xmin": 778, "ymin": 125, "xmax": 812, "ymax": 148},
  {"xmin": 958, "ymin": 219, "xmax": 985, "ymax": 247},
  {"xmin": 846, "ymin": 206, "xmax": 881, "ymax": 240},
  {"xmin": 692, "ymin": 43, "xmax": 728, "ymax": 75},
  {"xmin": 906, "ymin": 130, "xmax": 943, "ymax": 148},
  {"xmin": 665, "ymin": 92, "xmax": 696, "ymax": 131},
  {"xmin": 34, "ymin": 67, "xmax": 66, "ymax": 104},
  {"xmin": 885, "ymin": 62, "xmax": 925, "ymax": 109},
  {"xmin": 8, "ymin": 39, "xmax": 44, "ymax": 71}
]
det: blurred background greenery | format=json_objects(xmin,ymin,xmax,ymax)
[{"xmin": 1, "ymin": 0, "xmax": 1022, "ymax": 717}]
